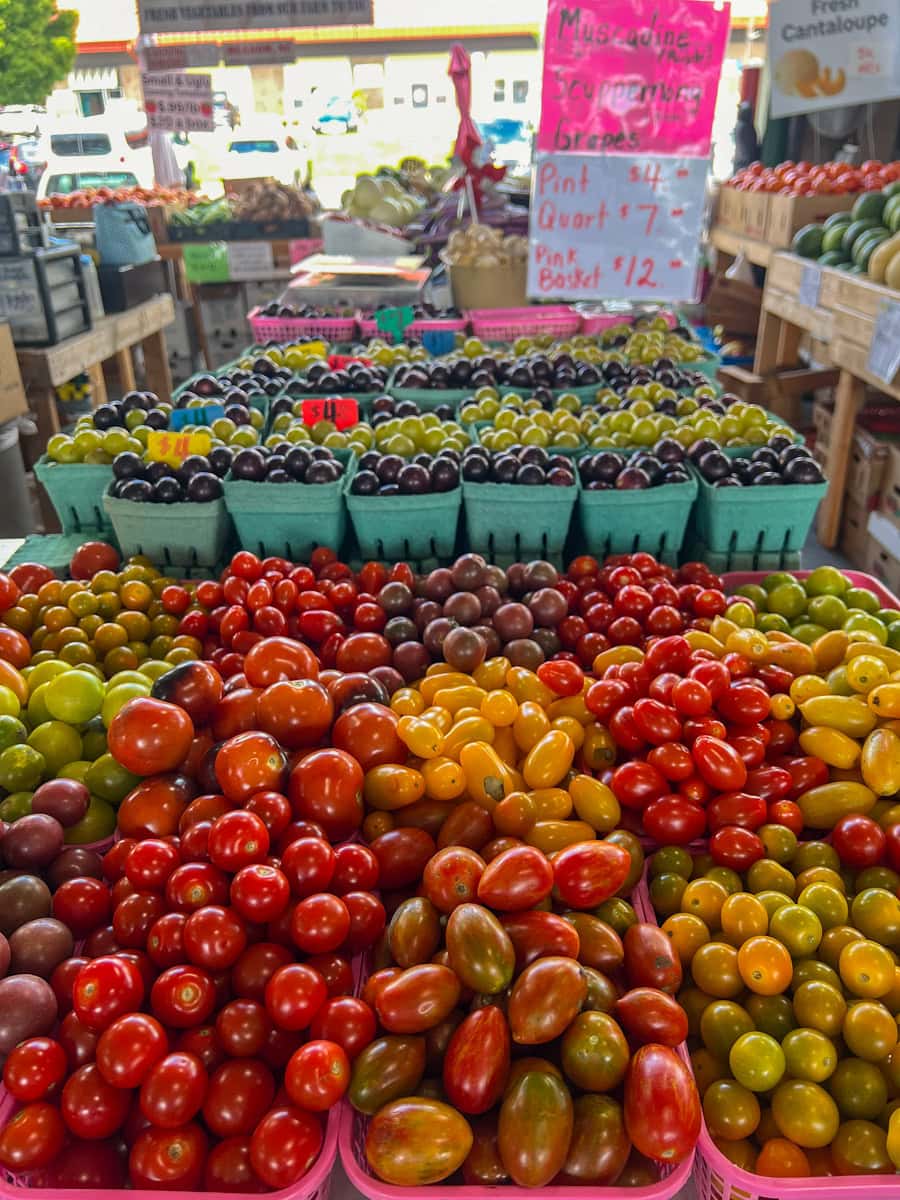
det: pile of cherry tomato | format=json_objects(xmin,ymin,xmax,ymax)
[{"xmin": 0, "ymin": 540, "xmax": 898, "ymax": 1191}]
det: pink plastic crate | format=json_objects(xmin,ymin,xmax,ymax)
[
  {"xmin": 633, "ymin": 862, "xmax": 900, "ymax": 1200},
  {"xmin": 722, "ymin": 568, "xmax": 900, "ymax": 611},
  {"xmin": 0, "ymin": 1087, "xmax": 340, "ymax": 1200},
  {"xmin": 248, "ymin": 307, "xmax": 357, "ymax": 343},
  {"xmin": 467, "ymin": 306, "xmax": 580, "ymax": 342},
  {"xmin": 339, "ymin": 1101, "xmax": 693, "ymax": 1200},
  {"xmin": 357, "ymin": 314, "xmax": 468, "ymax": 345},
  {"xmin": 340, "ymin": 944, "xmax": 694, "ymax": 1198}
]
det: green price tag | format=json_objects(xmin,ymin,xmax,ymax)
[
  {"xmin": 375, "ymin": 305, "xmax": 416, "ymax": 340},
  {"xmin": 183, "ymin": 242, "xmax": 230, "ymax": 283}
]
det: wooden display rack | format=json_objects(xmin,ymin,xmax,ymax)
[
  {"xmin": 16, "ymin": 293, "xmax": 175, "ymax": 445},
  {"xmin": 722, "ymin": 251, "xmax": 900, "ymax": 548}
]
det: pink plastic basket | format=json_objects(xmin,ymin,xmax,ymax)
[
  {"xmin": 722, "ymin": 568, "xmax": 900, "ymax": 611},
  {"xmin": 248, "ymin": 307, "xmax": 358, "ymax": 343},
  {"xmin": 339, "ymin": 943, "xmax": 694, "ymax": 1199},
  {"xmin": 357, "ymin": 314, "xmax": 468, "ymax": 345},
  {"xmin": 576, "ymin": 309, "xmax": 679, "ymax": 336},
  {"xmin": 633, "ymin": 859, "xmax": 900, "ymax": 1200},
  {"xmin": 0, "ymin": 1087, "xmax": 340, "ymax": 1200},
  {"xmin": 339, "ymin": 1102, "xmax": 693, "ymax": 1200},
  {"xmin": 467, "ymin": 306, "xmax": 580, "ymax": 342}
]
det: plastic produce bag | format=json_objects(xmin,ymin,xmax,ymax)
[{"xmin": 94, "ymin": 203, "xmax": 155, "ymax": 267}]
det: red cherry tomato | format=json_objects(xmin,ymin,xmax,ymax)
[
  {"xmin": 709, "ymin": 826, "xmax": 765, "ymax": 871},
  {"xmin": 643, "ymin": 797, "xmax": 706, "ymax": 845},
  {"xmin": 831, "ymin": 814, "xmax": 887, "ymax": 869},
  {"xmin": 285, "ymin": 1040, "xmax": 350, "ymax": 1111},
  {"xmin": 692, "ymin": 735, "xmax": 748, "ymax": 791},
  {"xmin": 3, "ymin": 1038, "xmax": 67, "ymax": 1102}
]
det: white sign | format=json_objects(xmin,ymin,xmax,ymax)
[
  {"xmin": 528, "ymin": 154, "xmax": 706, "ymax": 301},
  {"xmin": 867, "ymin": 300, "xmax": 900, "ymax": 386},
  {"xmin": 227, "ymin": 241, "xmax": 275, "ymax": 280},
  {"xmin": 141, "ymin": 71, "xmax": 215, "ymax": 133},
  {"xmin": 799, "ymin": 262, "xmax": 822, "ymax": 309},
  {"xmin": 143, "ymin": 43, "xmax": 219, "ymax": 70},
  {"xmin": 138, "ymin": 0, "xmax": 373, "ymax": 32},
  {"xmin": 224, "ymin": 40, "xmax": 297, "ymax": 65},
  {"xmin": 768, "ymin": 0, "xmax": 900, "ymax": 118}
]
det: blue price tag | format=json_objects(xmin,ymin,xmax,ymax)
[{"xmin": 170, "ymin": 404, "xmax": 225, "ymax": 430}]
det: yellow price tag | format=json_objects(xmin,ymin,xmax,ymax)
[
  {"xmin": 302, "ymin": 341, "xmax": 328, "ymax": 359},
  {"xmin": 147, "ymin": 430, "xmax": 212, "ymax": 467}
]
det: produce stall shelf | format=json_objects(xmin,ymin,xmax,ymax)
[
  {"xmin": 709, "ymin": 225, "xmax": 774, "ymax": 268},
  {"xmin": 16, "ymin": 294, "xmax": 175, "ymax": 446}
]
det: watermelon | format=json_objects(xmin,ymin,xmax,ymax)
[
  {"xmin": 792, "ymin": 223, "xmax": 825, "ymax": 259},
  {"xmin": 823, "ymin": 210, "xmax": 853, "ymax": 230},
  {"xmin": 821, "ymin": 223, "xmax": 849, "ymax": 253},
  {"xmin": 818, "ymin": 250, "xmax": 850, "ymax": 267},
  {"xmin": 885, "ymin": 194, "xmax": 900, "ymax": 233},
  {"xmin": 851, "ymin": 192, "xmax": 888, "ymax": 222},
  {"xmin": 842, "ymin": 218, "xmax": 880, "ymax": 256},
  {"xmin": 854, "ymin": 230, "xmax": 889, "ymax": 270}
]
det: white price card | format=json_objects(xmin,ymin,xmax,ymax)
[
  {"xmin": 799, "ymin": 263, "xmax": 822, "ymax": 309},
  {"xmin": 141, "ymin": 71, "xmax": 214, "ymax": 133},
  {"xmin": 226, "ymin": 242, "xmax": 275, "ymax": 280},
  {"xmin": 138, "ymin": 0, "xmax": 373, "ymax": 32},
  {"xmin": 867, "ymin": 300, "xmax": 900, "ymax": 387},
  {"xmin": 528, "ymin": 153, "xmax": 706, "ymax": 301}
]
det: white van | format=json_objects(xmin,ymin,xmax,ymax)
[{"xmin": 36, "ymin": 120, "xmax": 153, "ymax": 200}]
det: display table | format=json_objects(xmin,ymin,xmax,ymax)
[
  {"xmin": 709, "ymin": 224, "xmax": 774, "ymax": 268},
  {"xmin": 16, "ymin": 294, "xmax": 175, "ymax": 444}
]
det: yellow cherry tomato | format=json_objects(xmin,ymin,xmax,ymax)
[
  {"xmin": 846, "ymin": 654, "xmax": 891, "ymax": 694},
  {"xmin": 421, "ymin": 756, "xmax": 466, "ymax": 801},
  {"xmin": 790, "ymin": 675, "xmax": 831, "ymax": 705},
  {"xmin": 769, "ymin": 694, "xmax": 795, "ymax": 721},
  {"xmin": 432, "ymin": 685, "xmax": 486, "ymax": 714},
  {"xmin": 505, "ymin": 667, "xmax": 556, "ymax": 706},
  {"xmin": 363, "ymin": 764, "xmax": 425, "ymax": 811},
  {"xmin": 861, "ymin": 727, "xmax": 900, "ymax": 797},
  {"xmin": 480, "ymin": 689, "xmax": 518, "ymax": 726},
  {"xmin": 581, "ymin": 722, "xmax": 616, "ymax": 771},
  {"xmin": 397, "ymin": 716, "xmax": 443, "ymax": 759},
  {"xmin": 459, "ymin": 741, "xmax": 512, "ymax": 809},
  {"xmin": 569, "ymin": 774, "xmax": 620, "ymax": 832},
  {"xmin": 798, "ymin": 726, "xmax": 861, "ymax": 770},
  {"xmin": 472, "ymin": 656, "xmax": 510, "ymax": 691},
  {"xmin": 526, "ymin": 819, "xmax": 596, "ymax": 853},
  {"xmin": 799, "ymin": 695, "xmax": 877, "ymax": 737},
  {"xmin": 522, "ymin": 729, "xmax": 575, "ymax": 789},
  {"xmin": 527, "ymin": 786, "xmax": 573, "ymax": 821},
  {"xmin": 419, "ymin": 671, "xmax": 473, "ymax": 704},
  {"xmin": 870, "ymin": 684, "xmax": 900, "ymax": 718},
  {"xmin": 442, "ymin": 715, "xmax": 495, "ymax": 759},
  {"xmin": 513, "ymin": 700, "xmax": 551, "ymax": 753}
]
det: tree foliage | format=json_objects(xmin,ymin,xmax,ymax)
[{"xmin": 0, "ymin": 0, "xmax": 78, "ymax": 107}]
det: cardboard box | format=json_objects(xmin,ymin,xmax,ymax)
[
  {"xmin": 881, "ymin": 444, "xmax": 900, "ymax": 530},
  {"xmin": 0, "ymin": 324, "xmax": 28, "ymax": 423},
  {"xmin": 866, "ymin": 511, "xmax": 900, "ymax": 598},
  {"xmin": 717, "ymin": 186, "xmax": 744, "ymax": 232},
  {"xmin": 766, "ymin": 193, "xmax": 856, "ymax": 249},
  {"xmin": 840, "ymin": 497, "xmax": 873, "ymax": 567},
  {"xmin": 705, "ymin": 276, "xmax": 763, "ymax": 336},
  {"xmin": 845, "ymin": 428, "xmax": 893, "ymax": 508},
  {"xmin": 742, "ymin": 192, "xmax": 770, "ymax": 240}
]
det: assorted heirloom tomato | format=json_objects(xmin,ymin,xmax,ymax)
[{"xmin": 0, "ymin": 543, "xmax": 900, "ymax": 1189}]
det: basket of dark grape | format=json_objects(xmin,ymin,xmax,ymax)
[
  {"xmin": 223, "ymin": 445, "xmax": 350, "ymax": 559},
  {"xmin": 284, "ymin": 359, "xmax": 391, "ymax": 414},
  {"xmin": 346, "ymin": 450, "xmax": 461, "ymax": 561},
  {"xmin": 577, "ymin": 449, "xmax": 698, "ymax": 561},
  {"xmin": 389, "ymin": 358, "xmax": 487, "ymax": 412},
  {"xmin": 462, "ymin": 445, "xmax": 579, "ymax": 562},
  {"xmin": 691, "ymin": 439, "xmax": 827, "ymax": 554},
  {"xmin": 103, "ymin": 450, "xmax": 233, "ymax": 567},
  {"xmin": 248, "ymin": 303, "xmax": 358, "ymax": 342}
]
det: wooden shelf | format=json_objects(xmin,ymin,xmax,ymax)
[{"xmin": 709, "ymin": 226, "xmax": 774, "ymax": 268}]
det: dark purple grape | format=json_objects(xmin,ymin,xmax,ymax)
[
  {"xmin": 153, "ymin": 476, "xmax": 184, "ymax": 504},
  {"xmin": 232, "ymin": 448, "xmax": 268, "ymax": 482},
  {"xmin": 306, "ymin": 460, "xmax": 340, "ymax": 484},
  {"xmin": 120, "ymin": 478, "xmax": 153, "ymax": 503},
  {"xmin": 187, "ymin": 472, "xmax": 223, "ymax": 502},
  {"xmin": 112, "ymin": 451, "xmax": 145, "ymax": 481},
  {"xmin": 398, "ymin": 464, "xmax": 430, "ymax": 495},
  {"xmin": 351, "ymin": 470, "xmax": 379, "ymax": 496},
  {"xmin": 208, "ymin": 446, "xmax": 233, "ymax": 477}
]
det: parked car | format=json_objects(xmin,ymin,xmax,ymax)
[
  {"xmin": 9, "ymin": 137, "xmax": 45, "ymax": 189},
  {"xmin": 36, "ymin": 119, "xmax": 152, "ymax": 201},
  {"xmin": 312, "ymin": 97, "xmax": 359, "ymax": 135},
  {"xmin": 222, "ymin": 121, "xmax": 307, "ymax": 185}
]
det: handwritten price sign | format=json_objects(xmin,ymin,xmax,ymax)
[
  {"xmin": 527, "ymin": 153, "xmax": 706, "ymax": 301},
  {"xmin": 539, "ymin": 0, "xmax": 730, "ymax": 157},
  {"xmin": 147, "ymin": 430, "xmax": 212, "ymax": 467}
]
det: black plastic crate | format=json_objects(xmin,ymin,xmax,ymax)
[
  {"xmin": 98, "ymin": 258, "xmax": 167, "ymax": 312},
  {"xmin": 0, "ymin": 193, "xmax": 46, "ymax": 257}
]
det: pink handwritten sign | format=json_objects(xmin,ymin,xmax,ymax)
[{"xmin": 538, "ymin": 0, "xmax": 731, "ymax": 157}]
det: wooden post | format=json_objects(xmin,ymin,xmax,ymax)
[
  {"xmin": 87, "ymin": 361, "xmax": 108, "ymax": 408},
  {"xmin": 115, "ymin": 348, "xmax": 137, "ymax": 393},
  {"xmin": 141, "ymin": 329, "xmax": 173, "ymax": 400},
  {"xmin": 817, "ymin": 369, "xmax": 866, "ymax": 548}
]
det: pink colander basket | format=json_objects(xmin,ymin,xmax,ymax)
[
  {"xmin": 467, "ymin": 306, "xmax": 580, "ymax": 342},
  {"xmin": 722, "ymin": 568, "xmax": 900, "ymax": 611},
  {"xmin": 248, "ymin": 308, "xmax": 358, "ymax": 343}
]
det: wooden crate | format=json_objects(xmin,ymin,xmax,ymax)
[{"xmin": 766, "ymin": 193, "xmax": 856, "ymax": 249}]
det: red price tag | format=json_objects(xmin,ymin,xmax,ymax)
[{"xmin": 301, "ymin": 397, "xmax": 360, "ymax": 430}]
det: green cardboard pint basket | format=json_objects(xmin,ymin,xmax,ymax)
[
  {"xmin": 463, "ymin": 479, "xmax": 578, "ymax": 560},
  {"xmin": 34, "ymin": 458, "xmax": 114, "ymax": 534},
  {"xmin": 223, "ymin": 463, "xmax": 351, "ymax": 559},
  {"xmin": 346, "ymin": 485, "xmax": 461, "ymax": 561},
  {"xmin": 692, "ymin": 471, "xmax": 828, "ymax": 554},
  {"xmin": 103, "ymin": 491, "xmax": 232, "ymax": 567},
  {"xmin": 578, "ymin": 477, "xmax": 697, "ymax": 559}
]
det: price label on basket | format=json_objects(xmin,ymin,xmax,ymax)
[
  {"xmin": 301, "ymin": 398, "xmax": 359, "ymax": 430},
  {"xmin": 169, "ymin": 405, "xmax": 225, "ymax": 430},
  {"xmin": 799, "ymin": 264, "xmax": 822, "ymax": 310},
  {"xmin": 867, "ymin": 301, "xmax": 900, "ymax": 386},
  {"xmin": 147, "ymin": 430, "xmax": 212, "ymax": 466},
  {"xmin": 375, "ymin": 306, "xmax": 416, "ymax": 340}
]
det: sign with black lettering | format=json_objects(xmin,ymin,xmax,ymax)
[
  {"xmin": 769, "ymin": 0, "xmax": 900, "ymax": 117},
  {"xmin": 539, "ymin": 0, "xmax": 731, "ymax": 156}
]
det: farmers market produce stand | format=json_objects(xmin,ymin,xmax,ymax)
[{"xmin": 16, "ymin": 293, "xmax": 175, "ymax": 446}]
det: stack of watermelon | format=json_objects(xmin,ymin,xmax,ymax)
[{"xmin": 792, "ymin": 184, "xmax": 900, "ymax": 287}]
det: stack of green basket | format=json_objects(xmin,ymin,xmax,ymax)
[
  {"xmin": 463, "ymin": 478, "xmax": 579, "ymax": 562},
  {"xmin": 223, "ymin": 461, "xmax": 353, "ymax": 560},
  {"xmin": 103, "ymin": 489, "xmax": 232, "ymax": 568},
  {"xmin": 34, "ymin": 458, "xmax": 114, "ymax": 535}
]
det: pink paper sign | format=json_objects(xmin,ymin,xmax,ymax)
[{"xmin": 539, "ymin": 0, "xmax": 731, "ymax": 157}]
